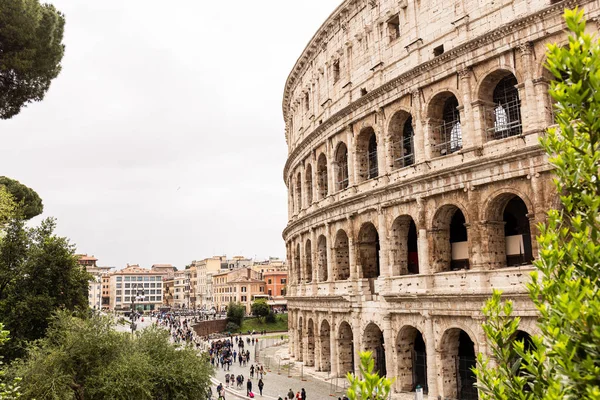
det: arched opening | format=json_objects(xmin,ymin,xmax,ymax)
[
  {"xmin": 358, "ymin": 223, "xmax": 380, "ymax": 279},
  {"xmin": 511, "ymin": 330, "xmax": 535, "ymax": 386},
  {"xmin": 305, "ymin": 164, "xmax": 313, "ymax": 205},
  {"xmin": 430, "ymin": 93, "xmax": 462, "ymax": 156},
  {"xmin": 356, "ymin": 127, "xmax": 379, "ymax": 182},
  {"xmin": 320, "ymin": 320, "xmax": 331, "ymax": 372},
  {"xmin": 389, "ymin": 111, "xmax": 415, "ymax": 169},
  {"xmin": 295, "ymin": 172, "xmax": 302, "ymax": 211},
  {"xmin": 338, "ymin": 321, "xmax": 355, "ymax": 376},
  {"xmin": 306, "ymin": 319, "xmax": 315, "ymax": 367},
  {"xmin": 440, "ymin": 329, "xmax": 478, "ymax": 400},
  {"xmin": 481, "ymin": 72, "xmax": 522, "ymax": 140},
  {"xmin": 503, "ymin": 197, "xmax": 533, "ymax": 266},
  {"xmin": 305, "ymin": 239, "xmax": 313, "ymax": 283},
  {"xmin": 335, "ymin": 142, "xmax": 349, "ymax": 191},
  {"xmin": 317, "ymin": 235, "xmax": 328, "ymax": 282},
  {"xmin": 317, "ymin": 153, "xmax": 328, "ymax": 199},
  {"xmin": 334, "ymin": 230, "xmax": 350, "ymax": 280},
  {"xmin": 390, "ymin": 216, "xmax": 419, "ymax": 276},
  {"xmin": 294, "ymin": 243, "xmax": 301, "ymax": 283},
  {"xmin": 396, "ymin": 326, "xmax": 428, "ymax": 393},
  {"xmin": 364, "ymin": 323, "xmax": 386, "ymax": 377},
  {"xmin": 431, "ymin": 206, "xmax": 469, "ymax": 273},
  {"xmin": 297, "ymin": 316, "xmax": 304, "ymax": 362}
]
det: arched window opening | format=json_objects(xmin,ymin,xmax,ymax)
[
  {"xmin": 434, "ymin": 96, "xmax": 462, "ymax": 156},
  {"xmin": 338, "ymin": 322, "xmax": 355, "ymax": 376},
  {"xmin": 294, "ymin": 244, "xmax": 301, "ymax": 284},
  {"xmin": 390, "ymin": 112, "xmax": 415, "ymax": 169},
  {"xmin": 334, "ymin": 230, "xmax": 350, "ymax": 280},
  {"xmin": 368, "ymin": 133, "xmax": 379, "ymax": 179},
  {"xmin": 396, "ymin": 327, "xmax": 428, "ymax": 393},
  {"xmin": 364, "ymin": 323, "xmax": 386, "ymax": 377},
  {"xmin": 407, "ymin": 220, "xmax": 419, "ymax": 274},
  {"xmin": 335, "ymin": 143, "xmax": 349, "ymax": 191},
  {"xmin": 317, "ymin": 235, "xmax": 328, "ymax": 282},
  {"xmin": 305, "ymin": 239, "xmax": 313, "ymax": 283},
  {"xmin": 305, "ymin": 164, "xmax": 313, "ymax": 206},
  {"xmin": 440, "ymin": 329, "xmax": 478, "ymax": 400},
  {"xmin": 297, "ymin": 317, "xmax": 304, "ymax": 362},
  {"xmin": 391, "ymin": 216, "xmax": 419, "ymax": 276},
  {"xmin": 295, "ymin": 173, "xmax": 302, "ymax": 211},
  {"xmin": 511, "ymin": 330, "xmax": 535, "ymax": 387},
  {"xmin": 358, "ymin": 223, "xmax": 380, "ymax": 279},
  {"xmin": 320, "ymin": 321, "xmax": 331, "ymax": 372},
  {"xmin": 450, "ymin": 210, "xmax": 469, "ymax": 270},
  {"xmin": 356, "ymin": 128, "xmax": 378, "ymax": 182},
  {"xmin": 457, "ymin": 331, "xmax": 478, "ymax": 400},
  {"xmin": 504, "ymin": 197, "xmax": 533, "ymax": 266},
  {"xmin": 317, "ymin": 154, "xmax": 328, "ymax": 199},
  {"xmin": 306, "ymin": 319, "xmax": 315, "ymax": 367},
  {"xmin": 488, "ymin": 74, "xmax": 522, "ymax": 140}
]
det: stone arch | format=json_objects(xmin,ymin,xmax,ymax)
[
  {"xmin": 305, "ymin": 163, "xmax": 314, "ymax": 205},
  {"xmin": 305, "ymin": 238, "xmax": 313, "ymax": 283},
  {"xmin": 306, "ymin": 318, "xmax": 316, "ymax": 367},
  {"xmin": 357, "ymin": 222, "xmax": 380, "ymax": 279},
  {"xmin": 427, "ymin": 90, "xmax": 463, "ymax": 156},
  {"xmin": 316, "ymin": 153, "xmax": 328, "ymax": 199},
  {"xmin": 317, "ymin": 235, "xmax": 328, "ymax": 282},
  {"xmin": 439, "ymin": 328, "xmax": 479, "ymax": 400},
  {"xmin": 294, "ymin": 243, "xmax": 301, "ymax": 283},
  {"xmin": 388, "ymin": 109, "xmax": 415, "ymax": 169},
  {"xmin": 335, "ymin": 142, "xmax": 349, "ymax": 191},
  {"xmin": 334, "ymin": 229, "xmax": 350, "ymax": 280},
  {"xmin": 430, "ymin": 204, "xmax": 470, "ymax": 272},
  {"xmin": 338, "ymin": 321, "xmax": 354, "ymax": 376},
  {"xmin": 319, "ymin": 319, "xmax": 331, "ymax": 372},
  {"xmin": 295, "ymin": 172, "xmax": 302, "ymax": 211},
  {"xmin": 355, "ymin": 127, "xmax": 379, "ymax": 182},
  {"xmin": 363, "ymin": 322, "xmax": 387, "ymax": 377},
  {"xmin": 477, "ymin": 69, "xmax": 523, "ymax": 140},
  {"xmin": 396, "ymin": 325, "xmax": 428, "ymax": 393},
  {"xmin": 390, "ymin": 215, "xmax": 419, "ymax": 276},
  {"xmin": 484, "ymin": 192, "xmax": 534, "ymax": 268},
  {"xmin": 297, "ymin": 315, "xmax": 304, "ymax": 362}
]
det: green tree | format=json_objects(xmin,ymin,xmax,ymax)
[
  {"xmin": 346, "ymin": 351, "xmax": 395, "ymax": 400},
  {"xmin": 0, "ymin": 188, "xmax": 16, "ymax": 228},
  {"xmin": 226, "ymin": 302, "xmax": 245, "ymax": 327},
  {"xmin": 0, "ymin": 324, "xmax": 21, "ymax": 400},
  {"xmin": 0, "ymin": 178, "xmax": 43, "ymax": 220},
  {"xmin": 13, "ymin": 311, "xmax": 213, "ymax": 400},
  {"xmin": 251, "ymin": 299, "xmax": 270, "ymax": 321},
  {"xmin": 475, "ymin": 8, "xmax": 600, "ymax": 400},
  {"xmin": 0, "ymin": 218, "xmax": 90, "ymax": 360},
  {"xmin": 0, "ymin": 0, "xmax": 65, "ymax": 119}
]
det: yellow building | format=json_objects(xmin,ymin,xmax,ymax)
[{"xmin": 213, "ymin": 267, "xmax": 265, "ymax": 314}]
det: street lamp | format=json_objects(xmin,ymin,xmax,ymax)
[{"xmin": 130, "ymin": 282, "xmax": 145, "ymax": 337}]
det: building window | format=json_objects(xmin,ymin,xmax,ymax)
[
  {"xmin": 116, "ymin": 297, "xmax": 122, "ymax": 303},
  {"xmin": 333, "ymin": 60, "xmax": 340, "ymax": 83},
  {"xmin": 116, "ymin": 277, "xmax": 122, "ymax": 282},
  {"xmin": 367, "ymin": 132, "xmax": 378, "ymax": 179},
  {"xmin": 124, "ymin": 276, "xmax": 130, "ymax": 282},
  {"xmin": 317, "ymin": 153, "xmax": 328, "ymax": 199},
  {"xmin": 488, "ymin": 74, "xmax": 522, "ymax": 140},
  {"xmin": 268, "ymin": 279, "xmax": 272, "ymax": 284},
  {"xmin": 335, "ymin": 142, "xmax": 349, "ymax": 190},
  {"xmin": 116, "ymin": 283, "xmax": 122, "ymax": 289},
  {"xmin": 125, "ymin": 283, "xmax": 130, "ymax": 288},
  {"xmin": 124, "ymin": 296, "xmax": 130, "ymax": 302},
  {"xmin": 387, "ymin": 14, "xmax": 400, "ymax": 42},
  {"xmin": 281, "ymin": 278, "xmax": 286, "ymax": 284},
  {"xmin": 242, "ymin": 287, "xmax": 247, "ymax": 293},
  {"xmin": 281, "ymin": 288, "xmax": 286, "ymax": 296}
]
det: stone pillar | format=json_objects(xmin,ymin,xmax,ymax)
[
  {"xmin": 376, "ymin": 108, "xmax": 389, "ymax": 176},
  {"xmin": 412, "ymin": 89, "xmax": 426, "ymax": 164},
  {"xmin": 529, "ymin": 172, "xmax": 546, "ymax": 259},
  {"xmin": 458, "ymin": 67, "xmax": 478, "ymax": 148},
  {"xmin": 533, "ymin": 78, "xmax": 553, "ymax": 127},
  {"xmin": 416, "ymin": 198, "xmax": 431, "ymax": 275},
  {"xmin": 326, "ymin": 223, "xmax": 334, "ymax": 285},
  {"xmin": 310, "ymin": 228, "xmax": 317, "ymax": 285},
  {"xmin": 326, "ymin": 139, "xmax": 336, "ymax": 195},
  {"xmin": 347, "ymin": 216, "xmax": 358, "ymax": 281},
  {"xmin": 298, "ymin": 237, "xmax": 304, "ymax": 285},
  {"xmin": 424, "ymin": 314, "xmax": 439, "ymax": 398},
  {"xmin": 352, "ymin": 315, "xmax": 362, "ymax": 377},
  {"xmin": 330, "ymin": 315, "xmax": 339, "ymax": 377},
  {"xmin": 377, "ymin": 207, "xmax": 391, "ymax": 278},
  {"xmin": 289, "ymin": 310, "xmax": 295, "ymax": 357},
  {"xmin": 424, "ymin": 118, "xmax": 440, "ymax": 160},
  {"xmin": 382, "ymin": 314, "xmax": 395, "ymax": 380},
  {"xmin": 477, "ymin": 221, "xmax": 506, "ymax": 270},
  {"xmin": 347, "ymin": 126, "xmax": 357, "ymax": 186},
  {"xmin": 518, "ymin": 42, "xmax": 538, "ymax": 131},
  {"xmin": 299, "ymin": 166, "xmax": 305, "ymax": 211}
]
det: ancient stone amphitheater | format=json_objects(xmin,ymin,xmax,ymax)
[{"xmin": 282, "ymin": 0, "xmax": 597, "ymax": 398}]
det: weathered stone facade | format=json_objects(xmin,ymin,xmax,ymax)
[{"xmin": 282, "ymin": 0, "xmax": 599, "ymax": 398}]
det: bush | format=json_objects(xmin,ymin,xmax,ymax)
[
  {"xmin": 265, "ymin": 312, "xmax": 276, "ymax": 324},
  {"xmin": 226, "ymin": 302, "xmax": 245, "ymax": 327},
  {"xmin": 225, "ymin": 322, "xmax": 239, "ymax": 333}
]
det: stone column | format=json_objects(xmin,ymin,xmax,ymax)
[
  {"xmin": 377, "ymin": 207, "xmax": 391, "ymax": 278},
  {"xmin": 382, "ymin": 314, "xmax": 395, "ymax": 380},
  {"xmin": 327, "ymin": 139, "xmax": 336, "ymax": 195},
  {"xmin": 326, "ymin": 223, "xmax": 334, "ymax": 286},
  {"xmin": 376, "ymin": 108, "xmax": 389, "ymax": 176},
  {"xmin": 289, "ymin": 310, "xmax": 295, "ymax": 357},
  {"xmin": 347, "ymin": 126, "xmax": 357, "ymax": 186},
  {"xmin": 347, "ymin": 216, "xmax": 358, "ymax": 281},
  {"xmin": 298, "ymin": 237, "xmax": 305, "ymax": 285},
  {"xmin": 416, "ymin": 198, "xmax": 431, "ymax": 275},
  {"xmin": 518, "ymin": 42, "xmax": 538, "ymax": 131},
  {"xmin": 458, "ymin": 67, "xmax": 478, "ymax": 148},
  {"xmin": 529, "ymin": 172, "xmax": 546, "ymax": 259},
  {"xmin": 352, "ymin": 315, "xmax": 362, "ymax": 377},
  {"xmin": 310, "ymin": 228, "xmax": 317, "ymax": 285},
  {"xmin": 412, "ymin": 89, "xmax": 426, "ymax": 164},
  {"xmin": 330, "ymin": 314, "xmax": 339, "ymax": 377},
  {"xmin": 533, "ymin": 78, "xmax": 553, "ymax": 127},
  {"xmin": 299, "ymin": 166, "xmax": 305, "ymax": 211},
  {"xmin": 424, "ymin": 313, "xmax": 439, "ymax": 398}
]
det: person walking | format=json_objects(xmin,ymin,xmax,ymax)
[
  {"xmin": 301, "ymin": 388, "xmax": 306, "ymax": 400},
  {"xmin": 247, "ymin": 379, "xmax": 253, "ymax": 397},
  {"xmin": 287, "ymin": 389, "xmax": 294, "ymax": 400},
  {"xmin": 258, "ymin": 379, "xmax": 264, "ymax": 396}
]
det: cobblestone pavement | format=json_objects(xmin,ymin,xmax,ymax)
[{"xmin": 211, "ymin": 337, "xmax": 426, "ymax": 400}]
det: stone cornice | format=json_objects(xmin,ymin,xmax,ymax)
[{"xmin": 282, "ymin": 0, "xmax": 583, "ymax": 179}]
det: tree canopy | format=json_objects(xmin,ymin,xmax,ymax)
[
  {"xmin": 475, "ymin": 8, "xmax": 600, "ymax": 399},
  {"xmin": 251, "ymin": 299, "xmax": 270, "ymax": 321},
  {"xmin": 13, "ymin": 312, "xmax": 213, "ymax": 400},
  {"xmin": 0, "ymin": 218, "xmax": 89, "ymax": 360},
  {"xmin": 226, "ymin": 302, "xmax": 245, "ymax": 327},
  {"xmin": 0, "ymin": 177, "xmax": 43, "ymax": 220},
  {"xmin": 0, "ymin": 0, "xmax": 65, "ymax": 119}
]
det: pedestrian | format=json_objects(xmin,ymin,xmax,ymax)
[
  {"xmin": 247, "ymin": 379, "xmax": 253, "ymax": 396},
  {"xmin": 295, "ymin": 391, "xmax": 301, "ymax": 400},
  {"xmin": 287, "ymin": 389, "xmax": 294, "ymax": 400},
  {"xmin": 258, "ymin": 379, "xmax": 264, "ymax": 396},
  {"xmin": 225, "ymin": 373, "xmax": 230, "ymax": 387},
  {"xmin": 250, "ymin": 364, "xmax": 255, "ymax": 378},
  {"xmin": 301, "ymin": 388, "xmax": 306, "ymax": 400}
]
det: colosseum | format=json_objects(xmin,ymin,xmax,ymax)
[{"xmin": 282, "ymin": 0, "xmax": 598, "ymax": 398}]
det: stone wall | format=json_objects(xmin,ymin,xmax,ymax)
[{"xmin": 192, "ymin": 319, "xmax": 228, "ymax": 337}]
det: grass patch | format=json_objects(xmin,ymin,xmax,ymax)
[{"xmin": 233, "ymin": 314, "xmax": 288, "ymax": 333}]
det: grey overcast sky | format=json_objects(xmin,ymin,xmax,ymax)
[{"xmin": 1, "ymin": 0, "xmax": 340, "ymax": 269}]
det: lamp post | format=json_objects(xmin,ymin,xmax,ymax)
[{"xmin": 130, "ymin": 282, "xmax": 145, "ymax": 337}]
